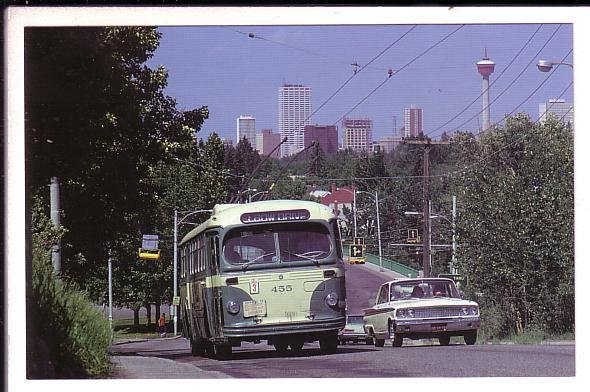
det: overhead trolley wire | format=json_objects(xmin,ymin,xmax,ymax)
[
  {"xmin": 425, "ymin": 24, "xmax": 545, "ymax": 137},
  {"xmin": 332, "ymin": 25, "xmax": 465, "ymax": 126},
  {"xmin": 444, "ymin": 79, "xmax": 573, "ymax": 180},
  {"xmin": 446, "ymin": 24, "xmax": 565, "ymax": 137}
]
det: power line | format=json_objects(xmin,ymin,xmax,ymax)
[
  {"xmin": 447, "ymin": 25, "xmax": 566, "ymax": 136},
  {"xmin": 444, "ymin": 80, "xmax": 573, "ymax": 180},
  {"xmin": 425, "ymin": 24, "xmax": 545, "ymax": 137},
  {"xmin": 333, "ymin": 25, "xmax": 465, "ymax": 126}
]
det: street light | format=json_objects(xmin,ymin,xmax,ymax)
[
  {"xmin": 537, "ymin": 59, "xmax": 573, "ymax": 72},
  {"xmin": 173, "ymin": 208, "xmax": 212, "ymax": 335},
  {"xmin": 356, "ymin": 190, "xmax": 383, "ymax": 272}
]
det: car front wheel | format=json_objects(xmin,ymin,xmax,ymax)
[
  {"xmin": 464, "ymin": 330, "xmax": 477, "ymax": 345},
  {"xmin": 389, "ymin": 321, "xmax": 403, "ymax": 347}
]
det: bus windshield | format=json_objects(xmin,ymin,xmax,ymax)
[{"xmin": 222, "ymin": 222, "xmax": 333, "ymax": 267}]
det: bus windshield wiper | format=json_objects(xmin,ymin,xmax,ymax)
[
  {"xmin": 241, "ymin": 253, "xmax": 276, "ymax": 271},
  {"xmin": 280, "ymin": 250, "xmax": 323, "ymax": 265}
]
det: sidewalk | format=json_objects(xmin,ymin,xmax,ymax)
[
  {"xmin": 110, "ymin": 356, "xmax": 232, "ymax": 379},
  {"xmin": 110, "ymin": 336, "xmax": 232, "ymax": 379}
]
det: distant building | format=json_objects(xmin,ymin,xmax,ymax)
[
  {"xmin": 220, "ymin": 138, "xmax": 234, "ymax": 149},
  {"xmin": 403, "ymin": 106, "xmax": 423, "ymax": 137},
  {"xmin": 259, "ymin": 128, "xmax": 281, "ymax": 158},
  {"xmin": 279, "ymin": 84, "xmax": 312, "ymax": 157},
  {"xmin": 236, "ymin": 115, "xmax": 256, "ymax": 147},
  {"xmin": 342, "ymin": 118, "xmax": 373, "ymax": 152},
  {"xmin": 303, "ymin": 124, "xmax": 338, "ymax": 155},
  {"xmin": 376, "ymin": 136, "xmax": 403, "ymax": 153},
  {"xmin": 539, "ymin": 99, "xmax": 574, "ymax": 127}
]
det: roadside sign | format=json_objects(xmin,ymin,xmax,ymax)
[
  {"xmin": 438, "ymin": 274, "xmax": 468, "ymax": 286},
  {"xmin": 172, "ymin": 296, "xmax": 180, "ymax": 306},
  {"xmin": 407, "ymin": 228, "xmax": 420, "ymax": 243},
  {"xmin": 350, "ymin": 244, "xmax": 364, "ymax": 258}
]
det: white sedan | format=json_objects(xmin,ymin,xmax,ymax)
[{"xmin": 363, "ymin": 278, "xmax": 480, "ymax": 347}]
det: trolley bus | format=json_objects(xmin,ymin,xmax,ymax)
[{"xmin": 178, "ymin": 200, "xmax": 347, "ymax": 358}]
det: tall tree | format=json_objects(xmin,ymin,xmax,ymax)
[
  {"xmin": 26, "ymin": 27, "xmax": 207, "ymax": 301},
  {"xmin": 452, "ymin": 114, "xmax": 574, "ymax": 336}
]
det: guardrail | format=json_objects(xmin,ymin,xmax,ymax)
[
  {"xmin": 343, "ymin": 242, "xmax": 419, "ymax": 278},
  {"xmin": 364, "ymin": 253, "xmax": 419, "ymax": 278}
]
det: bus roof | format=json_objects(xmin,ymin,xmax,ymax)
[{"xmin": 180, "ymin": 199, "xmax": 336, "ymax": 245}]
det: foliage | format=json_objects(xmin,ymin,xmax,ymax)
[
  {"xmin": 29, "ymin": 198, "xmax": 112, "ymax": 378},
  {"xmin": 26, "ymin": 27, "xmax": 207, "ymax": 307},
  {"xmin": 452, "ymin": 114, "xmax": 574, "ymax": 336}
]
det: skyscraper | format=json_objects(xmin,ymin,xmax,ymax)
[
  {"xmin": 403, "ymin": 106, "xmax": 423, "ymax": 137},
  {"xmin": 303, "ymin": 125, "xmax": 338, "ymax": 155},
  {"xmin": 236, "ymin": 115, "xmax": 256, "ymax": 147},
  {"xmin": 539, "ymin": 99, "xmax": 574, "ymax": 127},
  {"xmin": 259, "ymin": 128, "xmax": 281, "ymax": 158},
  {"xmin": 342, "ymin": 118, "xmax": 373, "ymax": 152},
  {"xmin": 278, "ymin": 84, "xmax": 312, "ymax": 157}
]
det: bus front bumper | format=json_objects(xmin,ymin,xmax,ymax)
[{"xmin": 222, "ymin": 316, "xmax": 346, "ymax": 338}]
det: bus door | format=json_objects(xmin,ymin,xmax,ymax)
[{"xmin": 204, "ymin": 231, "xmax": 223, "ymax": 339}]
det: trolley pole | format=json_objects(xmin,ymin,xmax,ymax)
[
  {"xmin": 451, "ymin": 195, "xmax": 457, "ymax": 274},
  {"xmin": 108, "ymin": 250, "xmax": 113, "ymax": 326},
  {"xmin": 173, "ymin": 210, "xmax": 178, "ymax": 336}
]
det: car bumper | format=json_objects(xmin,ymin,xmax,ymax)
[
  {"xmin": 223, "ymin": 317, "xmax": 346, "ymax": 338},
  {"xmin": 338, "ymin": 333, "xmax": 369, "ymax": 341},
  {"xmin": 394, "ymin": 317, "xmax": 480, "ymax": 335}
]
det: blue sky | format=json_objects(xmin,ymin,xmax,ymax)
[{"xmin": 148, "ymin": 23, "xmax": 573, "ymax": 143}]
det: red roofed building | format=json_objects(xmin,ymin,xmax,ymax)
[{"xmin": 320, "ymin": 184, "xmax": 356, "ymax": 220}]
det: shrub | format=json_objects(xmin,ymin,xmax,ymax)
[{"xmin": 28, "ymin": 198, "xmax": 113, "ymax": 378}]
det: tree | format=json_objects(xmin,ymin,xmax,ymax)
[
  {"xmin": 26, "ymin": 27, "xmax": 207, "ymax": 305},
  {"xmin": 452, "ymin": 114, "xmax": 574, "ymax": 337}
]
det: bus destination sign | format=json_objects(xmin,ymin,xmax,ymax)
[{"xmin": 241, "ymin": 209, "xmax": 310, "ymax": 224}]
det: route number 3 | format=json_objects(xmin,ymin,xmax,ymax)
[{"xmin": 272, "ymin": 285, "xmax": 293, "ymax": 293}]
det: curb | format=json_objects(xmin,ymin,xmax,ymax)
[{"xmin": 112, "ymin": 334, "xmax": 182, "ymax": 346}]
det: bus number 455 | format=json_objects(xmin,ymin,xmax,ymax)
[{"xmin": 272, "ymin": 285, "xmax": 293, "ymax": 293}]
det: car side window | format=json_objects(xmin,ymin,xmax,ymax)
[{"xmin": 377, "ymin": 284, "xmax": 389, "ymax": 304}]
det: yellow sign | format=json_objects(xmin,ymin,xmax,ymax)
[
  {"xmin": 350, "ymin": 245, "xmax": 363, "ymax": 257},
  {"xmin": 407, "ymin": 229, "xmax": 420, "ymax": 244}
]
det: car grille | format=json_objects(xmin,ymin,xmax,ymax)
[{"xmin": 414, "ymin": 307, "xmax": 465, "ymax": 318}]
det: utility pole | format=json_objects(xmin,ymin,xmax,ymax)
[
  {"xmin": 50, "ymin": 176, "xmax": 61, "ymax": 274},
  {"xmin": 403, "ymin": 137, "xmax": 450, "ymax": 277}
]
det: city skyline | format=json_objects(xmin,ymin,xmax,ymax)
[{"xmin": 148, "ymin": 23, "xmax": 573, "ymax": 144}]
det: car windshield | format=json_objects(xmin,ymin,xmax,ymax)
[
  {"xmin": 389, "ymin": 280, "xmax": 460, "ymax": 301},
  {"xmin": 222, "ymin": 222, "xmax": 332, "ymax": 266},
  {"xmin": 346, "ymin": 316, "xmax": 364, "ymax": 325}
]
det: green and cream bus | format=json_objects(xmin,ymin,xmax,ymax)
[{"xmin": 178, "ymin": 200, "xmax": 346, "ymax": 358}]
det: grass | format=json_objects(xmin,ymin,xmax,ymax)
[{"xmin": 112, "ymin": 316, "xmax": 174, "ymax": 341}]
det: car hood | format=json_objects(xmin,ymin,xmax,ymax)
[
  {"xmin": 389, "ymin": 297, "xmax": 478, "ymax": 308},
  {"xmin": 364, "ymin": 297, "xmax": 478, "ymax": 314}
]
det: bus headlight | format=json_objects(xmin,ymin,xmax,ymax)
[
  {"xmin": 325, "ymin": 292, "xmax": 338, "ymax": 307},
  {"xmin": 227, "ymin": 300, "xmax": 240, "ymax": 315}
]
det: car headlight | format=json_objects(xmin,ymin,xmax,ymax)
[
  {"xmin": 469, "ymin": 306, "xmax": 479, "ymax": 316},
  {"xmin": 325, "ymin": 292, "xmax": 338, "ymax": 307},
  {"xmin": 227, "ymin": 300, "xmax": 240, "ymax": 315},
  {"xmin": 396, "ymin": 309, "xmax": 414, "ymax": 318},
  {"xmin": 461, "ymin": 306, "xmax": 469, "ymax": 316}
]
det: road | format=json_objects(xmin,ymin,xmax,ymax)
[
  {"xmin": 111, "ymin": 337, "xmax": 574, "ymax": 378},
  {"xmin": 109, "ymin": 262, "xmax": 575, "ymax": 378}
]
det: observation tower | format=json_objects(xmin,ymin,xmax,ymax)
[{"xmin": 476, "ymin": 49, "xmax": 495, "ymax": 132}]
